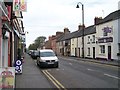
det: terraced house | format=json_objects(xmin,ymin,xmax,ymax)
[
  {"xmin": 95, "ymin": 10, "xmax": 120, "ymax": 61},
  {"xmin": 55, "ymin": 9, "xmax": 120, "ymax": 61}
]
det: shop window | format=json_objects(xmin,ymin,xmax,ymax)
[{"xmin": 100, "ymin": 45, "xmax": 105, "ymax": 54}]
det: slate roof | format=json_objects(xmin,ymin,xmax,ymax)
[
  {"xmin": 57, "ymin": 25, "xmax": 96, "ymax": 42},
  {"xmin": 57, "ymin": 10, "xmax": 120, "ymax": 42},
  {"xmin": 96, "ymin": 10, "xmax": 120, "ymax": 25}
]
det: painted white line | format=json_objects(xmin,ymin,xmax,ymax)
[
  {"xmin": 104, "ymin": 73, "xmax": 120, "ymax": 79},
  {"xmin": 69, "ymin": 63, "xmax": 72, "ymax": 65},
  {"xmin": 56, "ymin": 69, "xmax": 60, "ymax": 71},
  {"xmin": 87, "ymin": 68, "xmax": 95, "ymax": 71}
]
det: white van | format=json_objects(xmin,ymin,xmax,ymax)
[{"xmin": 37, "ymin": 49, "xmax": 59, "ymax": 68}]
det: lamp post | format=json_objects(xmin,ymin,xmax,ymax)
[{"xmin": 76, "ymin": 2, "xmax": 84, "ymax": 58}]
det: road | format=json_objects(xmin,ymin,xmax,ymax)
[
  {"xmin": 45, "ymin": 57, "xmax": 119, "ymax": 88},
  {"xmin": 16, "ymin": 54, "xmax": 119, "ymax": 89}
]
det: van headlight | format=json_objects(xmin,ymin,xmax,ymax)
[
  {"xmin": 55, "ymin": 59, "xmax": 59, "ymax": 62},
  {"xmin": 40, "ymin": 59, "xmax": 46, "ymax": 62}
]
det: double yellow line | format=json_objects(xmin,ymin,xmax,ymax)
[{"xmin": 42, "ymin": 70, "xmax": 67, "ymax": 90}]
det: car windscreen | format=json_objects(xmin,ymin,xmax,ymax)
[{"xmin": 40, "ymin": 52, "xmax": 55, "ymax": 57}]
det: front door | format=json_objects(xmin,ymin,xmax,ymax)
[
  {"xmin": 93, "ymin": 47, "xmax": 95, "ymax": 59},
  {"xmin": 108, "ymin": 46, "xmax": 111, "ymax": 60},
  {"xmin": 78, "ymin": 48, "xmax": 80, "ymax": 57},
  {"xmin": 75, "ymin": 48, "xmax": 77, "ymax": 57}
]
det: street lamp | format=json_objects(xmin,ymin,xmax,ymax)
[{"xmin": 76, "ymin": 2, "xmax": 85, "ymax": 58}]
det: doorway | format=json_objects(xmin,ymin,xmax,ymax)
[
  {"xmin": 75, "ymin": 48, "xmax": 77, "ymax": 57},
  {"xmin": 93, "ymin": 47, "xmax": 95, "ymax": 59},
  {"xmin": 78, "ymin": 48, "xmax": 80, "ymax": 57},
  {"xmin": 108, "ymin": 46, "xmax": 111, "ymax": 60}
]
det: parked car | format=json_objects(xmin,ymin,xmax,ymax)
[
  {"xmin": 37, "ymin": 49, "xmax": 59, "ymax": 68},
  {"xmin": 28, "ymin": 50, "xmax": 33, "ymax": 55},
  {"xmin": 31, "ymin": 50, "xmax": 39, "ymax": 59}
]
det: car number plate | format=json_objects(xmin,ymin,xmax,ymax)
[{"xmin": 48, "ymin": 62, "xmax": 54, "ymax": 64}]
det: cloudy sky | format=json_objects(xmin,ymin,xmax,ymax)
[{"xmin": 23, "ymin": 0, "xmax": 119, "ymax": 48}]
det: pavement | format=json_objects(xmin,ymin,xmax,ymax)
[
  {"xmin": 59, "ymin": 56, "xmax": 120, "ymax": 67},
  {"xmin": 15, "ymin": 54, "xmax": 54, "ymax": 88}
]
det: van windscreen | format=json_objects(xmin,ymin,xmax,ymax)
[{"xmin": 40, "ymin": 52, "xmax": 55, "ymax": 57}]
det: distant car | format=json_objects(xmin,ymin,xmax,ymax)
[
  {"xmin": 28, "ymin": 50, "xmax": 33, "ymax": 55},
  {"xmin": 37, "ymin": 49, "xmax": 59, "ymax": 68},
  {"xmin": 31, "ymin": 50, "xmax": 39, "ymax": 59}
]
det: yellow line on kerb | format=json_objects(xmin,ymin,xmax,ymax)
[{"xmin": 42, "ymin": 70, "xmax": 67, "ymax": 90}]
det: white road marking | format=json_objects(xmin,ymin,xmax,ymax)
[
  {"xmin": 69, "ymin": 63, "xmax": 72, "ymax": 65},
  {"xmin": 87, "ymin": 68, "xmax": 95, "ymax": 71},
  {"xmin": 56, "ymin": 69, "xmax": 60, "ymax": 71},
  {"xmin": 104, "ymin": 73, "xmax": 120, "ymax": 79}
]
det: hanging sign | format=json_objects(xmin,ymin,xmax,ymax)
[
  {"xmin": 20, "ymin": 0, "xmax": 27, "ymax": 12},
  {"xmin": 13, "ymin": 0, "xmax": 20, "ymax": 11},
  {"xmin": 13, "ymin": 0, "xmax": 27, "ymax": 12}
]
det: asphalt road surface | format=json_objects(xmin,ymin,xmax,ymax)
[{"xmin": 16, "ymin": 54, "xmax": 119, "ymax": 89}]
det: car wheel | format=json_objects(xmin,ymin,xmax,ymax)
[{"xmin": 54, "ymin": 63, "xmax": 59, "ymax": 68}]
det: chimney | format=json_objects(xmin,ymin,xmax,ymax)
[
  {"xmin": 64, "ymin": 27, "xmax": 70, "ymax": 34},
  {"xmin": 49, "ymin": 36, "xmax": 52, "ymax": 40},
  {"xmin": 78, "ymin": 24, "xmax": 85, "ymax": 30},
  {"xmin": 94, "ymin": 17, "xmax": 103, "ymax": 25},
  {"xmin": 52, "ymin": 35, "xmax": 56, "ymax": 40},
  {"xmin": 56, "ymin": 31, "xmax": 63, "ymax": 36}
]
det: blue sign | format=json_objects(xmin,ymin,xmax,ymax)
[
  {"xmin": 102, "ymin": 27, "xmax": 112, "ymax": 33},
  {"xmin": 15, "ymin": 60, "xmax": 22, "ymax": 74}
]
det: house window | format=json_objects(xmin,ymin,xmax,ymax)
[
  {"xmin": 88, "ymin": 48, "xmax": 90, "ymax": 56},
  {"xmin": 92, "ymin": 35, "xmax": 95, "ymax": 43},
  {"xmin": 87, "ymin": 36, "xmax": 90, "ymax": 44},
  {"xmin": 100, "ymin": 45, "xmax": 105, "ymax": 54},
  {"xmin": 59, "ymin": 42, "xmax": 61, "ymax": 46}
]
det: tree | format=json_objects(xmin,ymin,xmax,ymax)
[
  {"xmin": 34, "ymin": 36, "xmax": 46, "ymax": 49},
  {"xmin": 28, "ymin": 36, "xmax": 46, "ymax": 50},
  {"xmin": 28, "ymin": 43, "xmax": 36, "ymax": 50}
]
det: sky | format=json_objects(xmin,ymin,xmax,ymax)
[{"xmin": 23, "ymin": 0, "xmax": 120, "ymax": 48}]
